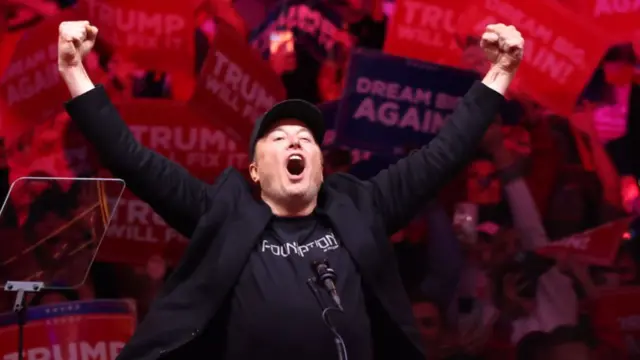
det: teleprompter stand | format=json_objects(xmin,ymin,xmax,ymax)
[
  {"xmin": 3, "ymin": 281, "xmax": 45, "ymax": 360},
  {"xmin": 0, "ymin": 176, "xmax": 126, "ymax": 360}
]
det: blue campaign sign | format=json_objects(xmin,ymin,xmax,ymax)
[
  {"xmin": 334, "ymin": 49, "xmax": 479, "ymax": 155},
  {"xmin": 317, "ymin": 100, "xmax": 340, "ymax": 146}
]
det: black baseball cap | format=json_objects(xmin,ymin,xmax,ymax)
[{"xmin": 249, "ymin": 99, "xmax": 325, "ymax": 160}]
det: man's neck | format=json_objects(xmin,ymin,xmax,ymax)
[{"xmin": 261, "ymin": 194, "xmax": 317, "ymax": 217}]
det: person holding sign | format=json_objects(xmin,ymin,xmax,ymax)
[{"xmin": 57, "ymin": 20, "xmax": 523, "ymax": 360}]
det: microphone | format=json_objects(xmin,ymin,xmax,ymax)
[{"xmin": 311, "ymin": 259, "xmax": 343, "ymax": 311}]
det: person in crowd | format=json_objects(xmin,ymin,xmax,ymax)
[
  {"xmin": 454, "ymin": 122, "xmax": 582, "ymax": 359},
  {"xmin": 515, "ymin": 331, "xmax": 550, "ymax": 360},
  {"xmin": 587, "ymin": 44, "xmax": 639, "ymax": 214},
  {"xmin": 57, "ymin": 18, "xmax": 523, "ymax": 360},
  {"xmin": 317, "ymin": 56, "xmax": 347, "ymax": 102},
  {"xmin": 269, "ymin": 40, "xmax": 298, "ymax": 77},
  {"xmin": 542, "ymin": 114, "xmax": 620, "ymax": 239},
  {"xmin": 412, "ymin": 300, "xmax": 444, "ymax": 353},
  {"xmin": 269, "ymin": 0, "xmax": 386, "ymax": 104},
  {"xmin": 317, "ymin": 0, "xmax": 387, "ymax": 103},
  {"xmin": 545, "ymin": 325, "xmax": 594, "ymax": 360},
  {"xmin": 570, "ymin": 100, "xmax": 626, "ymax": 213},
  {"xmin": 394, "ymin": 201, "xmax": 462, "ymax": 309},
  {"xmin": 132, "ymin": 71, "xmax": 173, "ymax": 99},
  {"xmin": 593, "ymin": 45, "xmax": 635, "ymax": 147}
]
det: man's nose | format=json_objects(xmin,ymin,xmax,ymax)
[{"xmin": 288, "ymin": 137, "xmax": 301, "ymax": 149}]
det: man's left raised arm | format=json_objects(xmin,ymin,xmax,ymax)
[{"xmin": 367, "ymin": 24, "xmax": 524, "ymax": 234}]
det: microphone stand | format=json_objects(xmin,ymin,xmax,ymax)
[
  {"xmin": 4, "ymin": 281, "xmax": 44, "ymax": 360},
  {"xmin": 306, "ymin": 278, "xmax": 348, "ymax": 360}
]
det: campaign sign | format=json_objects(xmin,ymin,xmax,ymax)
[
  {"xmin": 248, "ymin": 0, "xmax": 352, "ymax": 62},
  {"xmin": 97, "ymin": 99, "xmax": 247, "ymax": 266},
  {"xmin": 0, "ymin": 299, "xmax": 136, "ymax": 360},
  {"xmin": 537, "ymin": 217, "xmax": 633, "ymax": 266},
  {"xmin": 384, "ymin": 0, "xmax": 470, "ymax": 68},
  {"xmin": 459, "ymin": 0, "xmax": 610, "ymax": 115},
  {"xmin": 190, "ymin": 22, "xmax": 286, "ymax": 143},
  {"xmin": 0, "ymin": 10, "xmax": 84, "ymax": 149},
  {"xmin": 334, "ymin": 49, "xmax": 477, "ymax": 155},
  {"xmin": 571, "ymin": 0, "xmax": 640, "ymax": 42},
  {"xmin": 78, "ymin": 0, "xmax": 196, "ymax": 73}
]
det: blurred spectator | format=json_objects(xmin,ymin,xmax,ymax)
[
  {"xmin": 412, "ymin": 300, "xmax": 444, "ymax": 351},
  {"xmin": 318, "ymin": 58, "xmax": 347, "ymax": 102},
  {"xmin": 132, "ymin": 71, "xmax": 173, "ymax": 99},
  {"xmin": 593, "ymin": 45, "xmax": 637, "ymax": 177},
  {"xmin": 270, "ymin": 40, "xmax": 298, "ymax": 76},
  {"xmin": 456, "ymin": 123, "xmax": 581, "ymax": 355},
  {"xmin": 545, "ymin": 325, "xmax": 594, "ymax": 360},
  {"xmin": 544, "ymin": 115, "xmax": 618, "ymax": 239}
]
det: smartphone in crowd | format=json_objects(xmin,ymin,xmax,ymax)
[
  {"xmin": 270, "ymin": 30, "xmax": 294, "ymax": 54},
  {"xmin": 453, "ymin": 202, "xmax": 478, "ymax": 245}
]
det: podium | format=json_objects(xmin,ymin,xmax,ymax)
[{"xmin": 0, "ymin": 177, "xmax": 125, "ymax": 360}]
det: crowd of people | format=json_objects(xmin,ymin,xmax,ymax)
[{"xmin": 0, "ymin": 0, "xmax": 639, "ymax": 359}]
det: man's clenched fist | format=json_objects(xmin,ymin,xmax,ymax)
[
  {"xmin": 58, "ymin": 21, "xmax": 98, "ymax": 70},
  {"xmin": 480, "ymin": 24, "xmax": 524, "ymax": 73}
]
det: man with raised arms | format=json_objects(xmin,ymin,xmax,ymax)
[{"xmin": 57, "ymin": 20, "xmax": 523, "ymax": 360}]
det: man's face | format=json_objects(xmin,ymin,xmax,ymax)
[
  {"xmin": 412, "ymin": 302, "xmax": 441, "ymax": 344},
  {"xmin": 250, "ymin": 119, "xmax": 323, "ymax": 205}
]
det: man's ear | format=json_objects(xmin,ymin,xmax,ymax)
[{"xmin": 249, "ymin": 161, "xmax": 259, "ymax": 183}]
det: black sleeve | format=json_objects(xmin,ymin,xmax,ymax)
[
  {"xmin": 65, "ymin": 86, "xmax": 208, "ymax": 238},
  {"xmin": 366, "ymin": 81, "xmax": 504, "ymax": 234}
]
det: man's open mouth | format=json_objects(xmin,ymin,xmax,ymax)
[{"xmin": 286, "ymin": 154, "xmax": 305, "ymax": 176}]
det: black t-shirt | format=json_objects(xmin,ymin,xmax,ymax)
[{"xmin": 224, "ymin": 214, "xmax": 373, "ymax": 360}]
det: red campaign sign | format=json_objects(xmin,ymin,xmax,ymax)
[
  {"xmin": 458, "ymin": 0, "xmax": 610, "ymax": 116},
  {"xmin": 77, "ymin": 0, "xmax": 196, "ymax": 73},
  {"xmin": 190, "ymin": 22, "xmax": 286, "ymax": 144},
  {"xmin": 96, "ymin": 100, "xmax": 248, "ymax": 266},
  {"xmin": 0, "ymin": 299, "xmax": 136, "ymax": 360},
  {"xmin": 537, "ymin": 217, "xmax": 633, "ymax": 266},
  {"xmin": 572, "ymin": 0, "xmax": 640, "ymax": 42},
  {"xmin": 590, "ymin": 287, "xmax": 640, "ymax": 358},
  {"xmin": 0, "ymin": 10, "xmax": 84, "ymax": 148},
  {"xmin": 383, "ymin": 0, "xmax": 468, "ymax": 68}
]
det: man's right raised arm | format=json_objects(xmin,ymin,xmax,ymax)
[{"xmin": 58, "ymin": 21, "xmax": 208, "ymax": 237}]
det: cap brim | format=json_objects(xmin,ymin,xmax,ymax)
[{"xmin": 257, "ymin": 99, "xmax": 325, "ymax": 145}]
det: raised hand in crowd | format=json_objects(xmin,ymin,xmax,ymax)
[
  {"xmin": 269, "ymin": 42, "xmax": 297, "ymax": 76},
  {"xmin": 318, "ymin": 60, "xmax": 346, "ymax": 102},
  {"xmin": 570, "ymin": 104, "xmax": 625, "ymax": 211}
]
